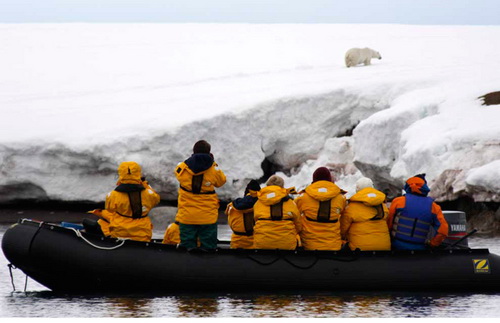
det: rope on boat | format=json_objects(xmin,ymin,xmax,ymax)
[
  {"xmin": 283, "ymin": 256, "xmax": 319, "ymax": 269},
  {"xmin": 282, "ymin": 253, "xmax": 359, "ymax": 269},
  {"xmin": 28, "ymin": 222, "xmax": 44, "ymax": 254},
  {"xmin": 247, "ymin": 251, "xmax": 360, "ymax": 269},
  {"xmin": 319, "ymin": 254, "xmax": 360, "ymax": 263},
  {"xmin": 7, "ymin": 264, "xmax": 16, "ymax": 292},
  {"xmin": 67, "ymin": 228, "xmax": 127, "ymax": 250},
  {"xmin": 7, "ymin": 264, "xmax": 32, "ymax": 293},
  {"xmin": 246, "ymin": 254, "xmax": 281, "ymax": 266}
]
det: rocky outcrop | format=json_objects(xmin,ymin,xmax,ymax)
[{"xmin": 479, "ymin": 91, "xmax": 500, "ymax": 106}]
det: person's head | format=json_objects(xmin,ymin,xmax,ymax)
[
  {"xmin": 404, "ymin": 173, "xmax": 430, "ymax": 196},
  {"xmin": 266, "ymin": 175, "xmax": 284, "ymax": 188},
  {"xmin": 244, "ymin": 179, "xmax": 261, "ymax": 195},
  {"xmin": 312, "ymin": 167, "xmax": 332, "ymax": 183},
  {"xmin": 117, "ymin": 161, "xmax": 142, "ymax": 185},
  {"xmin": 193, "ymin": 140, "xmax": 211, "ymax": 154},
  {"xmin": 355, "ymin": 177, "xmax": 374, "ymax": 192}
]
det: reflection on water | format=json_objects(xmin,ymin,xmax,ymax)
[
  {"xmin": 3, "ymin": 289, "xmax": 500, "ymax": 318},
  {"xmin": 1, "ymin": 224, "xmax": 500, "ymax": 317},
  {"xmin": 175, "ymin": 296, "xmax": 220, "ymax": 317},
  {"xmin": 104, "ymin": 297, "xmax": 154, "ymax": 318}
]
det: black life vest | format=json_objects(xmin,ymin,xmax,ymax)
[
  {"xmin": 114, "ymin": 184, "xmax": 147, "ymax": 219},
  {"xmin": 305, "ymin": 199, "xmax": 339, "ymax": 223},
  {"xmin": 180, "ymin": 173, "xmax": 216, "ymax": 195}
]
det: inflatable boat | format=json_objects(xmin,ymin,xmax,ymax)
[{"xmin": 2, "ymin": 218, "xmax": 500, "ymax": 293}]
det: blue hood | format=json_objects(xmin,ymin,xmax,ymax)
[
  {"xmin": 233, "ymin": 195, "xmax": 258, "ymax": 210},
  {"xmin": 185, "ymin": 153, "xmax": 214, "ymax": 174}
]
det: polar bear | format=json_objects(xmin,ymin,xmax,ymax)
[{"xmin": 345, "ymin": 48, "xmax": 382, "ymax": 67}]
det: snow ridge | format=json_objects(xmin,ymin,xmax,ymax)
[
  {"xmin": 1, "ymin": 89, "xmax": 391, "ymax": 202},
  {"xmin": 1, "ymin": 24, "xmax": 500, "ymax": 204}
]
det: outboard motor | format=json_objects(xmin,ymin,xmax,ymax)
[{"xmin": 429, "ymin": 211, "xmax": 469, "ymax": 248}]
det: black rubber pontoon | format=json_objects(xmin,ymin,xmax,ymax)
[{"xmin": 2, "ymin": 219, "xmax": 500, "ymax": 293}]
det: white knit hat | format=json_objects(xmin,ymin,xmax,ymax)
[
  {"xmin": 356, "ymin": 177, "xmax": 374, "ymax": 192},
  {"xmin": 266, "ymin": 175, "xmax": 285, "ymax": 188}
]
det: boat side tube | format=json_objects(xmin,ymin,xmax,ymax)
[{"xmin": 2, "ymin": 219, "xmax": 500, "ymax": 293}]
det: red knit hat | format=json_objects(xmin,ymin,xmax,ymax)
[{"xmin": 312, "ymin": 167, "xmax": 332, "ymax": 183}]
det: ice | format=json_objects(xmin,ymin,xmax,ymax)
[{"xmin": 1, "ymin": 24, "xmax": 499, "ymax": 203}]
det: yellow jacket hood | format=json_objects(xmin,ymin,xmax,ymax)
[
  {"xmin": 304, "ymin": 181, "xmax": 341, "ymax": 201},
  {"xmin": 257, "ymin": 186, "xmax": 289, "ymax": 206},
  {"xmin": 349, "ymin": 187, "xmax": 385, "ymax": 206},
  {"xmin": 117, "ymin": 161, "xmax": 142, "ymax": 185}
]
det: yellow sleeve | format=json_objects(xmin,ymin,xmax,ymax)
[
  {"xmin": 104, "ymin": 191, "xmax": 114, "ymax": 211},
  {"xmin": 213, "ymin": 164, "xmax": 227, "ymax": 188},
  {"xmin": 144, "ymin": 184, "xmax": 161, "ymax": 207}
]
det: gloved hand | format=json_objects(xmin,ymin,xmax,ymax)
[
  {"xmin": 425, "ymin": 239, "xmax": 445, "ymax": 250},
  {"xmin": 88, "ymin": 209, "xmax": 103, "ymax": 216}
]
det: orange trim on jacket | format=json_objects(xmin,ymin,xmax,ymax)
[{"xmin": 388, "ymin": 195, "xmax": 448, "ymax": 247}]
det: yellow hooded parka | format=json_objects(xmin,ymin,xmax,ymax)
[
  {"xmin": 93, "ymin": 161, "xmax": 160, "ymax": 242},
  {"xmin": 340, "ymin": 187, "xmax": 390, "ymax": 251},
  {"xmin": 295, "ymin": 181, "xmax": 346, "ymax": 250},
  {"xmin": 225, "ymin": 202, "xmax": 255, "ymax": 249},
  {"xmin": 253, "ymin": 186, "xmax": 302, "ymax": 250},
  {"xmin": 174, "ymin": 159, "xmax": 226, "ymax": 225}
]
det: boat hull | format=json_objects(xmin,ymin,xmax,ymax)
[{"xmin": 2, "ymin": 219, "xmax": 500, "ymax": 293}]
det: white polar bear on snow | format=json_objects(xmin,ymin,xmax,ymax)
[{"xmin": 345, "ymin": 47, "xmax": 382, "ymax": 67}]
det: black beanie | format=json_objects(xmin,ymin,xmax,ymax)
[
  {"xmin": 193, "ymin": 140, "xmax": 211, "ymax": 154},
  {"xmin": 244, "ymin": 179, "xmax": 261, "ymax": 195}
]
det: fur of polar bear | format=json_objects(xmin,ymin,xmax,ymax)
[{"xmin": 345, "ymin": 48, "xmax": 382, "ymax": 67}]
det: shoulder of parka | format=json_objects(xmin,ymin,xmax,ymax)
[
  {"xmin": 349, "ymin": 187, "xmax": 386, "ymax": 206},
  {"xmin": 304, "ymin": 181, "xmax": 341, "ymax": 201},
  {"xmin": 257, "ymin": 186, "xmax": 288, "ymax": 206}
]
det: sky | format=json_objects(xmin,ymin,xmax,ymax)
[{"xmin": 1, "ymin": 0, "xmax": 500, "ymax": 25}]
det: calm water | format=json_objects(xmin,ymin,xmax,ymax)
[{"xmin": 1, "ymin": 223, "xmax": 500, "ymax": 318}]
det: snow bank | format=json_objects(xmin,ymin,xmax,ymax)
[
  {"xmin": 466, "ymin": 161, "xmax": 500, "ymax": 202},
  {"xmin": 1, "ymin": 24, "xmax": 499, "ymax": 203}
]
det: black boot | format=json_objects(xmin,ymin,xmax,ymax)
[{"xmin": 82, "ymin": 218, "xmax": 104, "ymax": 236}]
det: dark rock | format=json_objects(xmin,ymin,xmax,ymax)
[
  {"xmin": 468, "ymin": 210, "xmax": 500, "ymax": 235},
  {"xmin": 0, "ymin": 182, "xmax": 48, "ymax": 203},
  {"xmin": 479, "ymin": 91, "xmax": 500, "ymax": 106}
]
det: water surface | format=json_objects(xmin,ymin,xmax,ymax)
[{"xmin": 1, "ymin": 223, "xmax": 499, "ymax": 318}]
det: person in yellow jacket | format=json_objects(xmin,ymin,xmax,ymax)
[
  {"xmin": 253, "ymin": 175, "xmax": 301, "ymax": 250},
  {"xmin": 296, "ymin": 167, "xmax": 346, "ymax": 251},
  {"xmin": 225, "ymin": 179, "xmax": 261, "ymax": 249},
  {"xmin": 162, "ymin": 221, "xmax": 202, "ymax": 247},
  {"xmin": 340, "ymin": 177, "xmax": 391, "ymax": 251},
  {"xmin": 87, "ymin": 161, "xmax": 160, "ymax": 242},
  {"xmin": 162, "ymin": 221, "xmax": 181, "ymax": 244},
  {"xmin": 173, "ymin": 140, "xmax": 226, "ymax": 250}
]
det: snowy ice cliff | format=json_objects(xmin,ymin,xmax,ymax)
[{"xmin": 0, "ymin": 24, "xmax": 499, "ymax": 205}]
